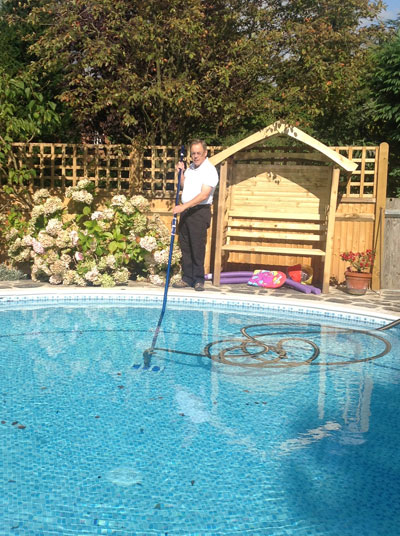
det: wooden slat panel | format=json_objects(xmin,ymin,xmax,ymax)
[
  {"xmin": 222, "ymin": 244, "xmax": 326, "ymax": 256},
  {"xmin": 229, "ymin": 220, "xmax": 326, "ymax": 231},
  {"xmin": 227, "ymin": 230, "xmax": 323, "ymax": 241},
  {"xmin": 229, "ymin": 210, "xmax": 325, "ymax": 221}
]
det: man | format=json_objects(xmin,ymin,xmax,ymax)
[{"xmin": 173, "ymin": 140, "xmax": 219, "ymax": 291}]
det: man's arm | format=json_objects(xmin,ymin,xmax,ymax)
[
  {"xmin": 176, "ymin": 161, "xmax": 186, "ymax": 187},
  {"xmin": 173, "ymin": 184, "xmax": 212, "ymax": 214}
]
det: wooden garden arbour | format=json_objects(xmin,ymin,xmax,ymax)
[{"xmin": 209, "ymin": 121, "xmax": 358, "ymax": 293}]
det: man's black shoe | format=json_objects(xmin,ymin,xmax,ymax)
[
  {"xmin": 172, "ymin": 280, "xmax": 191, "ymax": 288},
  {"xmin": 194, "ymin": 282, "xmax": 204, "ymax": 291}
]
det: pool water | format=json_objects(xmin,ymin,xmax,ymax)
[{"xmin": 1, "ymin": 300, "xmax": 400, "ymax": 535}]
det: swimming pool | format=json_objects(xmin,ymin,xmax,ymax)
[{"xmin": 1, "ymin": 293, "xmax": 400, "ymax": 535}]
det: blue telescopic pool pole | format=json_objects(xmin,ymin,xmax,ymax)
[{"xmin": 142, "ymin": 145, "xmax": 185, "ymax": 366}]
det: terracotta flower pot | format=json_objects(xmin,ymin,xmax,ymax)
[{"xmin": 344, "ymin": 270, "xmax": 372, "ymax": 295}]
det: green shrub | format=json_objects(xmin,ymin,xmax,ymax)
[
  {"xmin": 0, "ymin": 180, "xmax": 181, "ymax": 287},
  {"xmin": 0, "ymin": 263, "xmax": 27, "ymax": 281}
]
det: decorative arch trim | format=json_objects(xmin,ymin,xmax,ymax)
[{"xmin": 209, "ymin": 121, "xmax": 358, "ymax": 172}]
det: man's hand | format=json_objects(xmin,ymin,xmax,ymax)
[{"xmin": 173, "ymin": 204, "xmax": 185, "ymax": 215}]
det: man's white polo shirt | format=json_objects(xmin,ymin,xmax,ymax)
[{"xmin": 181, "ymin": 157, "xmax": 219, "ymax": 205}]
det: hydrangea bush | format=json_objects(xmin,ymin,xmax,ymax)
[{"xmin": 0, "ymin": 180, "xmax": 181, "ymax": 287}]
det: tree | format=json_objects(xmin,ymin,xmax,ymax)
[
  {"xmin": 6, "ymin": 0, "xmax": 391, "ymax": 147},
  {"xmin": 25, "ymin": 0, "xmax": 276, "ymax": 145},
  {"xmin": 0, "ymin": 70, "xmax": 60, "ymax": 209},
  {"xmin": 258, "ymin": 0, "xmax": 388, "ymax": 144},
  {"xmin": 0, "ymin": 0, "xmax": 43, "ymax": 75},
  {"xmin": 367, "ymin": 22, "xmax": 400, "ymax": 196}
]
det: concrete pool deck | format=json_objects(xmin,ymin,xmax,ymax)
[{"xmin": 0, "ymin": 279, "xmax": 399, "ymax": 319}]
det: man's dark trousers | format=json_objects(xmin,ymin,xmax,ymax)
[{"xmin": 178, "ymin": 205, "xmax": 211, "ymax": 286}]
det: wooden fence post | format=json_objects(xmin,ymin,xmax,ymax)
[
  {"xmin": 323, "ymin": 167, "xmax": 340, "ymax": 293},
  {"xmin": 372, "ymin": 142, "xmax": 389, "ymax": 291},
  {"xmin": 213, "ymin": 158, "xmax": 229, "ymax": 286}
]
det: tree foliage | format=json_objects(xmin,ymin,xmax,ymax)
[
  {"xmin": 21, "ymin": 0, "xmax": 275, "ymax": 144},
  {"xmin": 0, "ymin": 0, "xmax": 392, "ymax": 150},
  {"xmin": 367, "ymin": 23, "xmax": 400, "ymax": 196},
  {"xmin": 19, "ymin": 0, "xmax": 385, "ymax": 145},
  {"xmin": 259, "ymin": 0, "xmax": 387, "ymax": 143},
  {"xmin": 0, "ymin": 70, "xmax": 60, "ymax": 208}
]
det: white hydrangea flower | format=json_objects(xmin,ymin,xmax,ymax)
[
  {"xmin": 14, "ymin": 249, "xmax": 31, "ymax": 262},
  {"xmin": 91, "ymin": 211, "xmax": 104, "ymax": 220},
  {"xmin": 139, "ymin": 235, "xmax": 157, "ymax": 252},
  {"xmin": 22, "ymin": 235, "xmax": 34, "ymax": 247},
  {"xmin": 121, "ymin": 201, "xmax": 135, "ymax": 215},
  {"xmin": 98, "ymin": 274, "xmax": 116, "ymax": 287},
  {"xmin": 97, "ymin": 220, "xmax": 109, "ymax": 230},
  {"xmin": 46, "ymin": 219, "xmax": 63, "ymax": 237},
  {"xmin": 74, "ymin": 274, "xmax": 86, "ymax": 286},
  {"xmin": 62, "ymin": 270, "xmax": 77, "ymax": 285},
  {"xmin": 32, "ymin": 257, "xmax": 51, "ymax": 276},
  {"xmin": 8, "ymin": 237, "xmax": 22, "ymax": 254},
  {"xmin": 76, "ymin": 178, "xmax": 92, "ymax": 189},
  {"xmin": 113, "ymin": 268, "xmax": 129, "ymax": 284},
  {"xmin": 32, "ymin": 239, "xmax": 44, "ymax": 254},
  {"xmin": 38, "ymin": 231, "xmax": 55, "ymax": 249},
  {"xmin": 42, "ymin": 197, "xmax": 63, "ymax": 215},
  {"xmin": 131, "ymin": 213, "xmax": 147, "ymax": 233},
  {"xmin": 103, "ymin": 208, "xmax": 115, "ymax": 220},
  {"xmin": 85, "ymin": 267, "xmax": 100, "ymax": 283},
  {"xmin": 46, "ymin": 249, "xmax": 59, "ymax": 264},
  {"xmin": 32, "ymin": 189, "xmax": 50, "ymax": 204},
  {"xmin": 105, "ymin": 255, "xmax": 117, "ymax": 268},
  {"xmin": 49, "ymin": 274, "xmax": 63, "ymax": 285},
  {"xmin": 153, "ymin": 248, "xmax": 169, "ymax": 265},
  {"xmin": 31, "ymin": 205, "xmax": 45, "ymax": 221},
  {"xmin": 171, "ymin": 249, "xmax": 182, "ymax": 264},
  {"xmin": 111, "ymin": 195, "xmax": 127, "ymax": 207},
  {"xmin": 69, "ymin": 230, "xmax": 79, "ymax": 247},
  {"xmin": 149, "ymin": 274, "xmax": 164, "ymax": 286},
  {"xmin": 60, "ymin": 254, "xmax": 72, "ymax": 264},
  {"xmin": 71, "ymin": 190, "xmax": 93, "ymax": 204},
  {"xmin": 130, "ymin": 195, "xmax": 150, "ymax": 212},
  {"xmin": 5, "ymin": 228, "xmax": 19, "ymax": 241},
  {"xmin": 50, "ymin": 259, "xmax": 69, "ymax": 275},
  {"xmin": 55, "ymin": 230, "xmax": 71, "ymax": 249}
]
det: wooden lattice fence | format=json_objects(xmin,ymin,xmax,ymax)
[{"xmin": 1, "ymin": 141, "xmax": 389, "ymax": 288}]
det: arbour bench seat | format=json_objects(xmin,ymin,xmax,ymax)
[{"xmin": 222, "ymin": 210, "xmax": 327, "ymax": 258}]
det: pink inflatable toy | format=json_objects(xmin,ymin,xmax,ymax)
[{"xmin": 247, "ymin": 270, "xmax": 286, "ymax": 289}]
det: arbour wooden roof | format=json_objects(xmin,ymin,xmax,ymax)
[{"xmin": 209, "ymin": 121, "xmax": 358, "ymax": 172}]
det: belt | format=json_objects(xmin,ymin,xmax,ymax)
[{"xmin": 186, "ymin": 204, "xmax": 211, "ymax": 213}]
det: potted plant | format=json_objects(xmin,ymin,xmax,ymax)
[{"xmin": 340, "ymin": 249, "xmax": 375, "ymax": 295}]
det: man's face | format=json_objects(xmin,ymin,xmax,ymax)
[{"xmin": 190, "ymin": 143, "xmax": 207, "ymax": 168}]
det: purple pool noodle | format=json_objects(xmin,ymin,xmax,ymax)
[
  {"xmin": 220, "ymin": 276, "xmax": 251, "ymax": 284},
  {"xmin": 284, "ymin": 277, "xmax": 312, "ymax": 294},
  {"xmin": 205, "ymin": 271, "xmax": 254, "ymax": 281},
  {"xmin": 308, "ymin": 284, "xmax": 322, "ymax": 295}
]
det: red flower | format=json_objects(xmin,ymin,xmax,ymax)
[{"xmin": 340, "ymin": 250, "xmax": 375, "ymax": 273}]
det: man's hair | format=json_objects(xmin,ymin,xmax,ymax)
[{"xmin": 190, "ymin": 139, "xmax": 208, "ymax": 152}]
